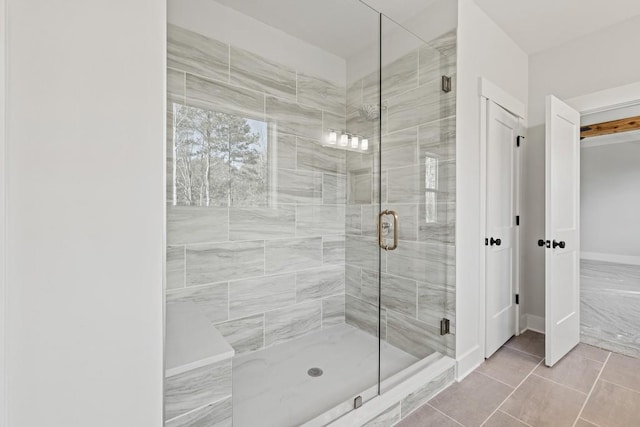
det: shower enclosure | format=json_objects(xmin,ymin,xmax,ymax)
[{"xmin": 164, "ymin": 0, "xmax": 457, "ymax": 425}]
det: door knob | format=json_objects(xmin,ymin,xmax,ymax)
[
  {"xmin": 538, "ymin": 239, "xmax": 550, "ymax": 248},
  {"xmin": 490, "ymin": 237, "xmax": 501, "ymax": 246},
  {"xmin": 552, "ymin": 240, "xmax": 566, "ymax": 249}
]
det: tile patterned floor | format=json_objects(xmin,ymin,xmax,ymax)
[{"xmin": 397, "ymin": 331, "xmax": 640, "ymax": 427}]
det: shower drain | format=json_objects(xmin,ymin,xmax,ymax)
[{"xmin": 307, "ymin": 367, "xmax": 323, "ymax": 377}]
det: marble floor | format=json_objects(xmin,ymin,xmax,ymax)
[
  {"xmin": 232, "ymin": 323, "xmax": 420, "ymax": 427},
  {"xmin": 398, "ymin": 331, "xmax": 640, "ymax": 427}
]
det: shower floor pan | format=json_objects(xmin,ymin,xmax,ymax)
[{"xmin": 233, "ymin": 323, "xmax": 450, "ymax": 427}]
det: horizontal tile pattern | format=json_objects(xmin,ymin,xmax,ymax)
[
  {"xmin": 215, "ymin": 314, "xmax": 264, "ymax": 354},
  {"xmin": 345, "ymin": 294, "xmax": 380, "ymax": 338},
  {"xmin": 387, "ymin": 311, "xmax": 443, "ymax": 358},
  {"xmin": 167, "ymin": 206, "xmax": 228, "ymax": 245},
  {"xmin": 387, "ymin": 240, "xmax": 455, "ymax": 285},
  {"xmin": 322, "ymin": 235, "xmax": 345, "ymax": 265},
  {"xmin": 186, "ymin": 73, "xmax": 265, "ymax": 121},
  {"xmin": 229, "ymin": 205, "xmax": 295, "ymax": 241},
  {"xmin": 166, "ymin": 396, "xmax": 232, "ymax": 427},
  {"xmin": 387, "ymin": 76, "xmax": 456, "ymax": 133},
  {"xmin": 264, "ymin": 301, "xmax": 322, "ymax": 346},
  {"xmin": 167, "ymin": 282, "xmax": 229, "ymax": 324},
  {"xmin": 297, "ymin": 72, "xmax": 345, "ymax": 115},
  {"xmin": 401, "ymin": 366, "xmax": 455, "ymax": 417},
  {"xmin": 297, "ymin": 137, "xmax": 346, "ymax": 174},
  {"xmin": 229, "ymin": 45, "xmax": 296, "ymax": 100},
  {"xmin": 276, "ymin": 169, "xmax": 322, "ymax": 204},
  {"xmin": 322, "ymin": 295, "xmax": 346, "ymax": 326},
  {"xmin": 165, "ymin": 359, "xmax": 232, "ymax": 421},
  {"xmin": 581, "ymin": 260, "xmax": 640, "ymax": 358},
  {"xmin": 296, "ymin": 265, "xmax": 345, "ymax": 303},
  {"xmin": 166, "ymin": 246, "xmax": 185, "ymax": 290},
  {"xmin": 229, "ymin": 273, "xmax": 295, "ymax": 319},
  {"xmin": 323, "ymin": 173, "xmax": 347, "ymax": 205},
  {"xmin": 382, "ymin": 48, "xmax": 419, "ymax": 100},
  {"xmin": 266, "ymin": 96, "xmax": 322, "ymax": 140},
  {"xmin": 186, "ymin": 240, "xmax": 264, "ymax": 286},
  {"xmin": 265, "ymin": 237, "xmax": 322, "ymax": 275},
  {"xmin": 296, "ymin": 205, "xmax": 345, "ymax": 236},
  {"xmin": 167, "ymin": 24, "xmax": 228, "ymax": 84}
]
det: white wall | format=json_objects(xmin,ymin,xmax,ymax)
[
  {"xmin": 581, "ymin": 141, "xmax": 640, "ymax": 257},
  {"xmin": 1, "ymin": 0, "xmax": 7, "ymax": 424},
  {"xmin": 523, "ymin": 15, "xmax": 640, "ymax": 319},
  {"xmin": 5, "ymin": 1, "xmax": 165, "ymax": 426},
  {"xmin": 455, "ymin": 0, "xmax": 528, "ymax": 378}
]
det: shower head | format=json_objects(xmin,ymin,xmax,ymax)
[{"xmin": 359, "ymin": 103, "xmax": 387, "ymax": 121}]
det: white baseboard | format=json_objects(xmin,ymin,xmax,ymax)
[
  {"xmin": 581, "ymin": 251, "xmax": 640, "ymax": 266},
  {"xmin": 521, "ymin": 314, "xmax": 545, "ymax": 334},
  {"xmin": 455, "ymin": 345, "xmax": 483, "ymax": 381}
]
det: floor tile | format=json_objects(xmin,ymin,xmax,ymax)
[
  {"xmin": 477, "ymin": 346, "xmax": 541, "ymax": 387},
  {"xmin": 581, "ymin": 380, "xmax": 640, "ymax": 427},
  {"xmin": 429, "ymin": 372, "xmax": 513, "ymax": 427},
  {"xmin": 600, "ymin": 353, "xmax": 640, "ymax": 393},
  {"xmin": 569, "ymin": 343, "xmax": 610, "ymax": 363},
  {"xmin": 534, "ymin": 351, "xmax": 603, "ymax": 393},
  {"xmin": 483, "ymin": 410, "xmax": 529, "ymax": 426},
  {"xmin": 500, "ymin": 374, "xmax": 586, "ymax": 427},
  {"xmin": 504, "ymin": 331, "xmax": 545, "ymax": 358},
  {"xmin": 397, "ymin": 404, "xmax": 461, "ymax": 427}
]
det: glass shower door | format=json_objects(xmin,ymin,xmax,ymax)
[{"xmin": 376, "ymin": 15, "xmax": 458, "ymax": 387}]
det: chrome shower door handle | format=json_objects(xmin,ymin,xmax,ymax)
[{"xmin": 378, "ymin": 210, "xmax": 399, "ymax": 251}]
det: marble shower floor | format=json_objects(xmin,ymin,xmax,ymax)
[
  {"xmin": 232, "ymin": 323, "xmax": 420, "ymax": 427},
  {"xmin": 399, "ymin": 331, "xmax": 640, "ymax": 427}
]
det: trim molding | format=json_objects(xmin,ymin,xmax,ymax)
[
  {"xmin": 522, "ymin": 315, "xmax": 545, "ymax": 335},
  {"xmin": 478, "ymin": 77, "xmax": 526, "ymax": 120},
  {"xmin": 455, "ymin": 345, "xmax": 483, "ymax": 381},
  {"xmin": 567, "ymin": 82, "xmax": 640, "ymax": 115}
]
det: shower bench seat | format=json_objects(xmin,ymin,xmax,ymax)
[{"xmin": 164, "ymin": 301, "xmax": 234, "ymax": 426}]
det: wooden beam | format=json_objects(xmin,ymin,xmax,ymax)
[{"xmin": 581, "ymin": 115, "xmax": 640, "ymax": 139}]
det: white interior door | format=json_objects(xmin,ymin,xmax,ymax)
[
  {"xmin": 545, "ymin": 95, "xmax": 581, "ymax": 367},
  {"xmin": 485, "ymin": 101, "xmax": 518, "ymax": 358}
]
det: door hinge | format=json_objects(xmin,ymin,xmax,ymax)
[
  {"xmin": 515, "ymin": 294, "xmax": 520, "ymax": 304},
  {"xmin": 516, "ymin": 215, "xmax": 520, "ymax": 226},
  {"xmin": 440, "ymin": 318, "xmax": 451, "ymax": 335},
  {"xmin": 517, "ymin": 135, "xmax": 525, "ymax": 147},
  {"xmin": 441, "ymin": 75, "xmax": 452, "ymax": 93}
]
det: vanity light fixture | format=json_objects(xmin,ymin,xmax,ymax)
[
  {"xmin": 350, "ymin": 135, "xmax": 359, "ymax": 148},
  {"xmin": 361, "ymin": 138, "xmax": 369, "ymax": 151},
  {"xmin": 339, "ymin": 133, "xmax": 349, "ymax": 147},
  {"xmin": 327, "ymin": 130, "xmax": 337, "ymax": 144}
]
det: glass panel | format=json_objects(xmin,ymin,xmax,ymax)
[
  {"xmin": 165, "ymin": 1, "xmax": 382, "ymax": 426},
  {"xmin": 378, "ymin": 14, "xmax": 457, "ymax": 389}
]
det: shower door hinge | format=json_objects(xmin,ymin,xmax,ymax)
[
  {"xmin": 517, "ymin": 135, "xmax": 525, "ymax": 147},
  {"xmin": 515, "ymin": 294, "xmax": 520, "ymax": 305},
  {"xmin": 440, "ymin": 318, "xmax": 451, "ymax": 335},
  {"xmin": 441, "ymin": 75, "xmax": 452, "ymax": 93},
  {"xmin": 516, "ymin": 215, "xmax": 520, "ymax": 226}
]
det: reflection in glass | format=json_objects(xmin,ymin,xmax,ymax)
[
  {"xmin": 171, "ymin": 103, "xmax": 268, "ymax": 207},
  {"xmin": 424, "ymin": 155, "xmax": 439, "ymax": 223}
]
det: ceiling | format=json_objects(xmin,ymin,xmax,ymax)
[
  {"xmin": 212, "ymin": 0, "xmax": 438, "ymax": 58},
  {"xmin": 475, "ymin": 0, "xmax": 640, "ymax": 54}
]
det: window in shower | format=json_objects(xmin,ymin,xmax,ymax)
[
  {"xmin": 171, "ymin": 102, "xmax": 269, "ymax": 207},
  {"xmin": 424, "ymin": 154, "xmax": 439, "ymax": 223}
]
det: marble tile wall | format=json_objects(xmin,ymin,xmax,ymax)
[
  {"xmin": 166, "ymin": 24, "xmax": 347, "ymax": 357},
  {"xmin": 581, "ymin": 259, "xmax": 640, "ymax": 358},
  {"xmin": 344, "ymin": 30, "xmax": 457, "ymax": 359}
]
